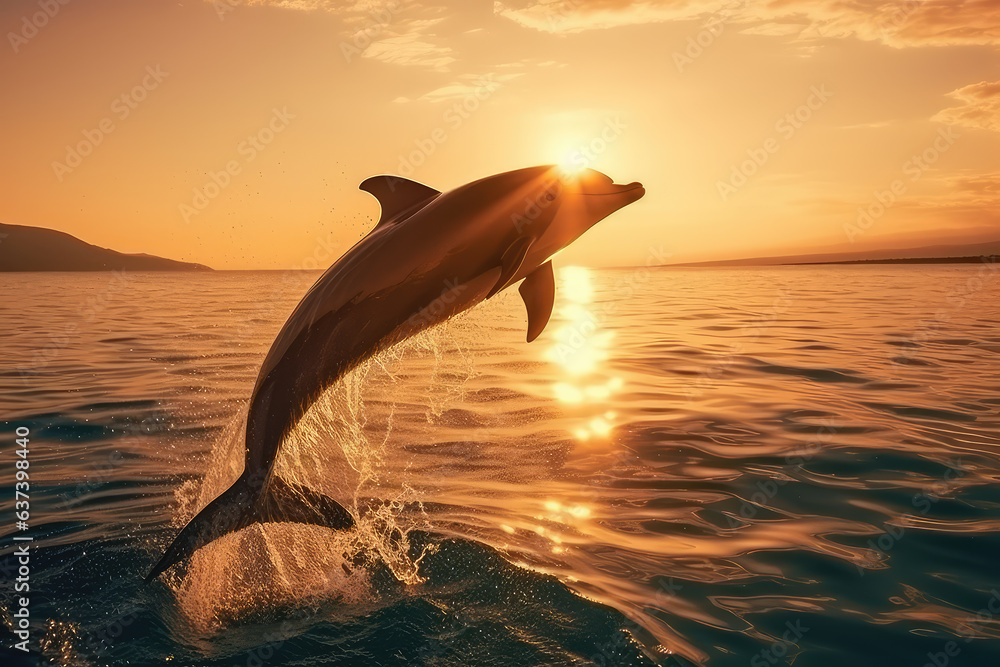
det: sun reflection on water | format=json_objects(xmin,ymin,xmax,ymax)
[{"xmin": 545, "ymin": 266, "xmax": 624, "ymax": 441}]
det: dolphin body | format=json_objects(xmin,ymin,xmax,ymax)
[{"xmin": 146, "ymin": 165, "xmax": 644, "ymax": 581}]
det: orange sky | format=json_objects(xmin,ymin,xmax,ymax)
[{"xmin": 2, "ymin": 0, "xmax": 998, "ymax": 269}]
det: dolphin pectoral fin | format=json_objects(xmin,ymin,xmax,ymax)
[
  {"xmin": 519, "ymin": 260, "xmax": 555, "ymax": 343},
  {"xmin": 487, "ymin": 236, "xmax": 533, "ymax": 299},
  {"xmin": 260, "ymin": 476, "xmax": 355, "ymax": 530},
  {"xmin": 359, "ymin": 175, "xmax": 441, "ymax": 229}
]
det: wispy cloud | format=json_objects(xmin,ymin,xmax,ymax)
[
  {"xmin": 361, "ymin": 29, "xmax": 457, "ymax": 71},
  {"xmin": 393, "ymin": 71, "xmax": 521, "ymax": 103},
  {"xmin": 213, "ymin": 1, "xmax": 459, "ymax": 70},
  {"xmin": 886, "ymin": 0, "xmax": 1000, "ymax": 47},
  {"xmin": 493, "ymin": 0, "xmax": 720, "ymax": 34},
  {"xmin": 218, "ymin": 0, "xmax": 400, "ymax": 13},
  {"xmin": 838, "ymin": 120, "xmax": 896, "ymax": 130},
  {"xmin": 739, "ymin": 21, "xmax": 808, "ymax": 37},
  {"xmin": 213, "ymin": 0, "xmax": 1000, "ymax": 50},
  {"xmin": 948, "ymin": 171, "xmax": 1000, "ymax": 198},
  {"xmin": 492, "ymin": 0, "xmax": 1000, "ymax": 47},
  {"xmin": 933, "ymin": 80, "xmax": 1000, "ymax": 133}
]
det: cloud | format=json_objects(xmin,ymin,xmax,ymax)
[
  {"xmin": 739, "ymin": 21, "xmax": 808, "ymax": 37},
  {"xmin": 883, "ymin": 170, "xmax": 1000, "ymax": 217},
  {"xmin": 394, "ymin": 71, "xmax": 519, "ymax": 103},
  {"xmin": 214, "ymin": 0, "xmax": 400, "ymax": 14},
  {"xmin": 212, "ymin": 1, "xmax": 459, "ymax": 70},
  {"xmin": 838, "ymin": 120, "xmax": 895, "ymax": 130},
  {"xmin": 359, "ymin": 30, "xmax": 457, "ymax": 71},
  {"xmin": 492, "ymin": 0, "xmax": 1000, "ymax": 47},
  {"xmin": 214, "ymin": 0, "xmax": 1000, "ymax": 48},
  {"xmin": 338, "ymin": 7, "xmax": 460, "ymax": 71},
  {"xmin": 933, "ymin": 80, "xmax": 1000, "ymax": 133},
  {"xmin": 401, "ymin": 69, "xmax": 531, "ymax": 103},
  {"xmin": 886, "ymin": 0, "xmax": 1000, "ymax": 46},
  {"xmin": 493, "ymin": 0, "xmax": 723, "ymax": 34},
  {"xmin": 948, "ymin": 172, "xmax": 1000, "ymax": 197}
]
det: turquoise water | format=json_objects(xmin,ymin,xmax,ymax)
[{"xmin": 2, "ymin": 264, "xmax": 999, "ymax": 666}]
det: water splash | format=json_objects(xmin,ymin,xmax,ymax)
[{"xmin": 167, "ymin": 316, "xmax": 479, "ymax": 633}]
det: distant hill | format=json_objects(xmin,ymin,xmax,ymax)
[
  {"xmin": 667, "ymin": 240, "xmax": 1000, "ymax": 267},
  {"xmin": 0, "ymin": 223, "xmax": 212, "ymax": 272},
  {"xmin": 791, "ymin": 255, "xmax": 997, "ymax": 266}
]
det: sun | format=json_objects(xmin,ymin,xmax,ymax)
[
  {"xmin": 546, "ymin": 130, "xmax": 592, "ymax": 179},
  {"xmin": 556, "ymin": 152, "xmax": 589, "ymax": 179}
]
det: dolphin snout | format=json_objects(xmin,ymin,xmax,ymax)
[
  {"xmin": 572, "ymin": 179, "xmax": 645, "ymax": 228},
  {"xmin": 581, "ymin": 180, "xmax": 644, "ymax": 199},
  {"xmin": 613, "ymin": 181, "xmax": 645, "ymax": 205},
  {"xmin": 618, "ymin": 181, "xmax": 644, "ymax": 196}
]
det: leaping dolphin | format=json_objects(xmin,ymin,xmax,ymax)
[{"xmin": 146, "ymin": 165, "xmax": 644, "ymax": 581}]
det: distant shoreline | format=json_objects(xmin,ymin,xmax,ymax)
[
  {"xmin": 786, "ymin": 255, "xmax": 997, "ymax": 266},
  {"xmin": 660, "ymin": 251, "xmax": 999, "ymax": 269}
]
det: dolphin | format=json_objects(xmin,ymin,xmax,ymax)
[{"xmin": 146, "ymin": 165, "xmax": 644, "ymax": 581}]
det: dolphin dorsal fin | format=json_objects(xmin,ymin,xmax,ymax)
[
  {"xmin": 519, "ymin": 260, "xmax": 555, "ymax": 342},
  {"xmin": 359, "ymin": 175, "xmax": 441, "ymax": 229}
]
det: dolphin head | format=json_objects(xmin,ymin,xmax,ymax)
[
  {"xmin": 462, "ymin": 164, "xmax": 643, "ymax": 335},
  {"xmin": 553, "ymin": 166, "xmax": 644, "ymax": 236},
  {"xmin": 456, "ymin": 165, "xmax": 644, "ymax": 303},
  {"xmin": 513, "ymin": 166, "xmax": 644, "ymax": 262}
]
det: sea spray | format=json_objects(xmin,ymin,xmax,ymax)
[{"xmin": 167, "ymin": 314, "xmax": 480, "ymax": 632}]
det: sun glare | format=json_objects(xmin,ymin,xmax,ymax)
[
  {"xmin": 543, "ymin": 266, "xmax": 628, "ymax": 443},
  {"xmin": 557, "ymin": 156, "xmax": 589, "ymax": 179},
  {"xmin": 560, "ymin": 266, "xmax": 593, "ymax": 301}
]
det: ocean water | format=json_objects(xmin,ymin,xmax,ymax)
[{"xmin": 2, "ymin": 264, "xmax": 1000, "ymax": 667}]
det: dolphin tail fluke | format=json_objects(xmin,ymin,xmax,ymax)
[
  {"xmin": 258, "ymin": 475, "xmax": 356, "ymax": 531},
  {"xmin": 145, "ymin": 475, "xmax": 355, "ymax": 583}
]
